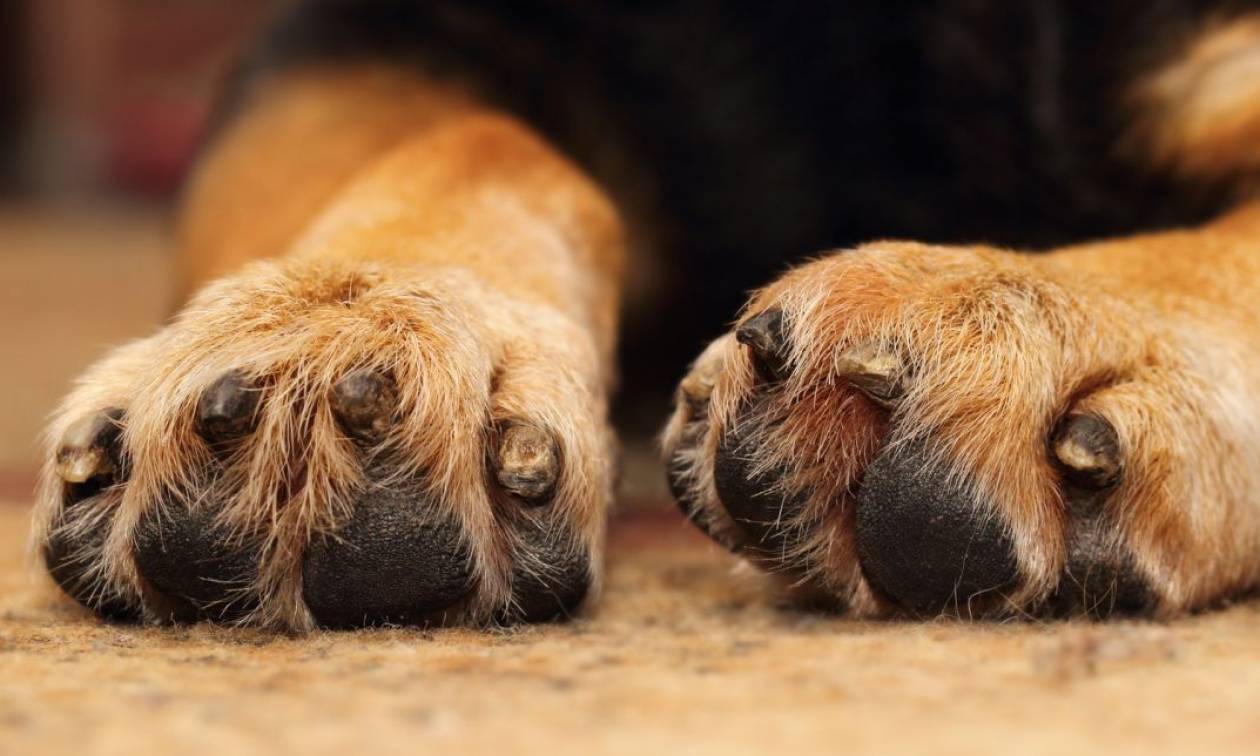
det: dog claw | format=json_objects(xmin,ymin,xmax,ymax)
[
  {"xmin": 1052, "ymin": 414, "xmax": 1122, "ymax": 489},
  {"xmin": 495, "ymin": 423, "xmax": 559, "ymax": 504},
  {"xmin": 736, "ymin": 307, "xmax": 790, "ymax": 380},
  {"xmin": 331, "ymin": 369, "xmax": 398, "ymax": 443},
  {"xmin": 196, "ymin": 371, "xmax": 261, "ymax": 444},
  {"xmin": 837, "ymin": 344, "xmax": 903, "ymax": 408},
  {"xmin": 56, "ymin": 409, "xmax": 124, "ymax": 483},
  {"xmin": 679, "ymin": 358, "xmax": 722, "ymax": 414}
]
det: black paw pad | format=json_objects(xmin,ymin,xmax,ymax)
[
  {"xmin": 134, "ymin": 501, "xmax": 261, "ymax": 621},
  {"xmin": 855, "ymin": 436, "xmax": 1020, "ymax": 615},
  {"xmin": 712, "ymin": 416, "xmax": 810, "ymax": 557},
  {"xmin": 666, "ymin": 432, "xmax": 745, "ymax": 553},
  {"xmin": 45, "ymin": 510, "xmax": 139, "ymax": 621},
  {"xmin": 501, "ymin": 520, "xmax": 590, "ymax": 624},
  {"xmin": 302, "ymin": 480, "xmax": 473, "ymax": 628},
  {"xmin": 1047, "ymin": 502, "xmax": 1153, "ymax": 618}
]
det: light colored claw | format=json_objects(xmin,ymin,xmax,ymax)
[
  {"xmin": 837, "ymin": 344, "xmax": 904, "ymax": 408},
  {"xmin": 56, "ymin": 411, "xmax": 121, "ymax": 483},
  {"xmin": 58, "ymin": 452, "xmax": 110, "ymax": 484},
  {"xmin": 679, "ymin": 356, "xmax": 723, "ymax": 413},
  {"xmin": 496, "ymin": 424, "xmax": 559, "ymax": 504},
  {"xmin": 1052, "ymin": 414, "xmax": 1121, "ymax": 488},
  {"xmin": 1055, "ymin": 438, "xmax": 1097, "ymax": 471}
]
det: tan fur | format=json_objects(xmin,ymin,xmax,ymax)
[
  {"xmin": 663, "ymin": 204, "xmax": 1260, "ymax": 617},
  {"xmin": 35, "ymin": 66, "xmax": 624, "ymax": 629},
  {"xmin": 177, "ymin": 66, "xmax": 477, "ymax": 299},
  {"xmin": 37, "ymin": 16, "xmax": 1260, "ymax": 628},
  {"xmin": 663, "ymin": 14, "xmax": 1260, "ymax": 619},
  {"xmin": 1127, "ymin": 12, "xmax": 1260, "ymax": 187}
]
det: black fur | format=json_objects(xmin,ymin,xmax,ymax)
[{"xmin": 219, "ymin": 0, "xmax": 1244, "ymax": 412}]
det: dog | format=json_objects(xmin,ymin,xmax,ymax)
[{"xmin": 35, "ymin": 0, "xmax": 1260, "ymax": 628}]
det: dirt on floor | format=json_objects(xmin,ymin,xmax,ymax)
[{"xmin": 1, "ymin": 503, "xmax": 1259, "ymax": 756}]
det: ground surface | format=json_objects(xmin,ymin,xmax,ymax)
[
  {"xmin": 3, "ymin": 505, "xmax": 1260, "ymax": 756},
  {"xmin": 2, "ymin": 207, "xmax": 1260, "ymax": 755}
]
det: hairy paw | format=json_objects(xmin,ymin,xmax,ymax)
[
  {"xmin": 664, "ymin": 242, "xmax": 1260, "ymax": 619},
  {"xmin": 36, "ymin": 259, "xmax": 611, "ymax": 630}
]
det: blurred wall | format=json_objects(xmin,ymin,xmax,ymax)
[
  {"xmin": 0, "ymin": 2, "xmax": 281, "ymax": 498},
  {"xmin": 0, "ymin": 1, "xmax": 27, "ymax": 191},
  {"xmin": 16, "ymin": 0, "xmax": 278, "ymax": 196}
]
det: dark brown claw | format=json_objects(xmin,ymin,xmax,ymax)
[
  {"xmin": 736, "ymin": 307, "xmax": 790, "ymax": 380},
  {"xmin": 330, "ymin": 369, "xmax": 398, "ymax": 443},
  {"xmin": 495, "ymin": 423, "xmax": 559, "ymax": 505},
  {"xmin": 56, "ymin": 408, "xmax": 125, "ymax": 483},
  {"xmin": 196, "ymin": 370, "xmax": 262, "ymax": 444}
]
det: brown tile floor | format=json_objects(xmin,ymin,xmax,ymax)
[{"xmin": 2, "ymin": 207, "xmax": 1259, "ymax": 755}]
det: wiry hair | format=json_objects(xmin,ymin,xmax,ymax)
[
  {"xmin": 35, "ymin": 258, "xmax": 612, "ymax": 629},
  {"xmin": 665, "ymin": 230, "xmax": 1260, "ymax": 617},
  {"xmin": 33, "ymin": 92, "xmax": 625, "ymax": 629}
]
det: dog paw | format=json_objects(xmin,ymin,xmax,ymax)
[
  {"xmin": 664, "ymin": 242, "xmax": 1260, "ymax": 618},
  {"xmin": 35, "ymin": 259, "xmax": 611, "ymax": 629}
]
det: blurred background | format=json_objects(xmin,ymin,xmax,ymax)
[
  {"xmin": 0, "ymin": 0, "xmax": 285, "ymax": 501},
  {"xmin": 0, "ymin": 0, "xmax": 666, "ymax": 508}
]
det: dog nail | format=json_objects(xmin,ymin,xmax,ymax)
[
  {"xmin": 196, "ymin": 370, "xmax": 261, "ymax": 443},
  {"xmin": 837, "ymin": 344, "xmax": 904, "ymax": 408},
  {"xmin": 56, "ymin": 409, "xmax": 124, "ymax": 483},
  {"xmin": 495, "ymin": 423, "xmax": 559, "ymax": 504},
  {"xmin": 736, "ymin": 307, "xmax": 789, "ymax": 380},
  {"xmin": 331, "ymin": 369, "xmax": 398, "ymax": 443},
  {"xmin": 679, "ymin": 359, "xmax": 722, "ymax": 414},
  {"xmin": 1053, "ymin": 414, "xmax": 1122, "ymax": 489}
]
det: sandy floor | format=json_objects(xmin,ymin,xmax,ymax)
[
  {"xmin": 3, "ymin": 207, "xmax": 1260, "ymax": 755},
  {"xmin": 2, "ymin": 505, "xmax": 1260, "ymax": 756}
]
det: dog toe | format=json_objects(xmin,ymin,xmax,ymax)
[
  {"xmin": 134, "ymin": 501, "xmax": 262, "ymax": 622},
  {"xmin": 854, "ymin": 436, "xmax": 1020, "ymax": 616},
  {"xmin": 37, "ymin": 261, "xmax": 611, "ymax": 631},
  {"xmin": 301, "ymin": 471, "xmax": 474, "ymax": 628},
  {"xmin": 664, "ymin": 242, "xmax": 1253, "ymax": 618},
  {"xmin": 494, "ymin": 423, "xmax": 560, "ymax": 505}
]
